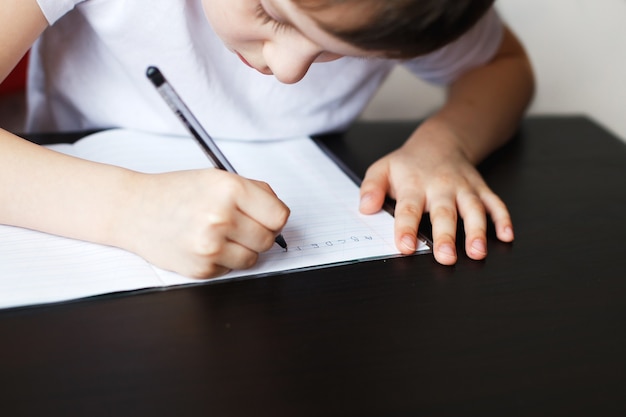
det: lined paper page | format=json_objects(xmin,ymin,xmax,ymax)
[
  {"xmin": 0, "ymin": 129, "xmax": 429, "ymax": 309},
  {"xmin": 0, "ymin": 226, "xmax": 161, "ymax": 307},
  {"xmin": 157, "ymin": 135, "xmax": 429, "ymax": 285}
]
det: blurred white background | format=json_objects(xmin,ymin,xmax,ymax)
[{"xmin": 360, "ymin": 0, "xmax": 626, "ymax": 143}]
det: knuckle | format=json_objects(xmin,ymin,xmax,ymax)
[
  {"xmin": 467, "ymin": 225, "xmax": 488, "ymax": 237},
  {"xmin": 251, "ymin": 231, "xmax": 274, "ymax": 253},
  {"xmin": 462, "ymin": 196, "xmax": 486, "ymax": 215},
  {"xmin": 395, "ymin": 201, "xmax": 422, "ymax": 218},
  {"xmin": 265, "ymin": 206, "xmax": 290, "ymax": 232},
  {"xmin": 251, "ymin": 178, "xmax": 276, "ymax": 196},
  {"xmin": 262, "ymin": 233, "xmax": 277, "ymax": 251},
  {"xmin": 430, "ymin": 205, "xmax": 457, "ymax": 222},
  {"xmin": 257, "ymin": 180, "xmax": 272, "ymax": 192},
  {"xmin": 434, "ymin": 172, "xmax": 456, "ymax": 188},
  {"xmin": 491, "ymin": 198, "xmax": 509, "ymax": 213},
  {"xmin": 192, "ymin": 230, "xmax": 225, "ymax": 259},
  {"xmin": 276, "ymin": 205, "xmax": 290, "ymax": 226},
  {"xmin": 197, "ymin": 239, "xmax": 223, "ymax": 259},
  {"xmin": 481, "ymin": 190, "xmax": 505, "ymax": 208},
  {"xmin": 205, "ymin": 212, "xmax": 229, "ymax": 228},
  {"xmin": 482, "ymin": 194, "xmax": 511, "ymax": 220},
  {"xmin": 242, "ymin": 252, "xmax": 259, "ymax": 269},
  {"xmin": 215, "ymin": 173, "xmax": 245, "ymax": 199},
  {"xmin": 397, "ymin": 175, "xmax": 422, "ymax": 193},
  {"xmin": 187, "ymin": 262, "xmax": 225, "ymax": 279}
]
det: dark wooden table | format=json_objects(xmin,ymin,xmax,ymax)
[{"xmin": 1, "ymin": 116, "xmax": 625, "ymax": 416}]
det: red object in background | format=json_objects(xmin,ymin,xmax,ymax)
[{"xmin": 0, "ymin": 53, "xmax": 29, "ymax": 95}]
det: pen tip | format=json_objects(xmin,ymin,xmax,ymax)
[{"xmin": 275, "ymin": 234, "xmax": 288, "ymax": 251}]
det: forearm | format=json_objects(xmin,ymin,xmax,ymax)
[
  {"xmin": 414, "ymin": 26, "xmax": 535, "ymax": 164},
  {"xmin": 0, "ymin": 128, "xmax": 137, "ymax": 247},
  {"xmin": 0, "ymin": 128, "xmax": 291, "ymax": 278}
]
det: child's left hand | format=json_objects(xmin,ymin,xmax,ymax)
[
  {"xmin": 356, "ymin": 24, "xmax": 532, "ymax": 265},
  {"xmin": 358, "ymin": 123, "xmax": 514, "ymax": 265}
]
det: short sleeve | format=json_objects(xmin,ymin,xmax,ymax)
[
  {"xmin": 402, "ymin": 7, "xmax": 503, "ymax": 85},
  {"xmin": 36, "ymin": 0, "xmax": 88, "ymax": 24}
]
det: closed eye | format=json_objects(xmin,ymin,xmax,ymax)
[{"xmin": 255, "ymin": 4, "xmax": 292, "ymax": 33}]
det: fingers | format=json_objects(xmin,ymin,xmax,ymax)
[
  {"xmin": 482, "ymin": 192, "xmax": 515, "ymax": 242},
  {"xmin": 185, "ymin": 203, "xmax": 285, "ymax": 279},
  {"xmin": 460, "ymin": 185, "xmax": 514, "ymax": 259},
  {"xmin": 159, "ymin": 171, "xmax": 289, "ymax": 279},
  {"xmin": 225, "ymin": 209, "xmax": 281, "ymax": 253},
  {"xmin": 359, "ymin": 163, "xmax": 389, "ymax": 215},
  {"xmin": 202, "ymin": 173, "xmax": 289, "ymax": 250},
  {"xmin": 392, "ymin": 185, "xmax": 426, "ymax": 255},
  {"xmin": 130, "ymin": 170, "xmax": 291, "ymax": 280},
  {"xmin": 207, "ymin": 241, "xmax": 259, "ymax": 272},
  {"xmin": 361, "ymin": 163, "xmax": 421, "ymax": 254},
  {"xmin": 432, "ymin": 184, "xmax": 514, "ymax": 264},
  {"xmin": 237, "ymin": 177, "xmax": 290, "ymax": 234},
  {"xmin": 185, "ymin": 216, "xmax": 277, "ymax": 279},
  {"xmin": 187, "ymin": 240, "xmax": 258, "ymax": 279},
  {"xmin": 198, "ymin": 177, "xmax": 289, "ymax": 276},
  {"xmin": 457, "ymin": 189, "xmax": 488, "ymax": 261},
  {"xmin": 428, "ymin": 190, "xmax": 459, "ymax": 265},
  {"xmin": 359, "ymin": 158, "xmax": 513, "ymax": 266}
]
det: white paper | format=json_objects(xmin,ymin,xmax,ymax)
[{"xmin": 0, "ymin": 129, "xmax": 429, "ymax": 309}]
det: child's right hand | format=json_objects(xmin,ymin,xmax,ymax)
[
  {"xmin": 114, "ymin": 169, "xmax": 290, "ymax": 278},
  {"xmin": 1, "ymin": 130, "xmax": 288, "ymax": 280}
]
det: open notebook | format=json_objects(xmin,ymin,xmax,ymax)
[{"xmin": 0, "ymin": 130, "xmax": 430, "ymax": 309}]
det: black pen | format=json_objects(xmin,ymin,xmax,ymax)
[{"xmin": 146, "ymin": 66, "xmax": 288, "ymax": 250}]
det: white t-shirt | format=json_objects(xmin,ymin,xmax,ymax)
[{"xmin": 28, "ymin": 0, "xmax": 503, "ymax": 139}]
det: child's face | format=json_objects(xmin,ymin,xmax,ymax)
[{"xmin": 201, "ymin": 0, "xmax": 379, "ymax": 84}]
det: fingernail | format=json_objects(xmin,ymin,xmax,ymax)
[
  {"xmin": 359, "ymin": 193, "xmax": 372, "ymax": 210},
  {"xmin": 471, "ymin": 239, "xmax": 487, "ymax": 254},
  {"xmin": 440, "ymin": 244, "xmax": 455, "ymax": 257},
  {"xmin": 401, "ymin": 235, "xmax": 416, "ymax": 252}
]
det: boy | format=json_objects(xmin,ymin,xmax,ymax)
[{"xmin": 0, "ymin": 0, "xmax": 534, "ymax": 277}]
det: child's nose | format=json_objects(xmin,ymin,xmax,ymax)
[{"xmin": 263, "ymin": 37, "xmax": 323, "ymax": 84}]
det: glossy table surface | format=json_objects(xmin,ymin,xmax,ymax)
[{"xmin": 1, "ymin": 116, "xmax": 625, "ymax": 416}]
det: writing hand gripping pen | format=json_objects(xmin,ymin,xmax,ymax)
[{"xmin": 146, "ymin": 66, "xmax": 288, "ymax": 250}]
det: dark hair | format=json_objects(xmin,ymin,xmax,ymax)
[{"xmin": 293, "ymin": 0, "xmax": 495, "ymax": 58}]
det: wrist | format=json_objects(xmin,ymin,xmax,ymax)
[
  {"xmin": 99, "ymin": 169, "xmax": 147, "ymax": 254},
  {"xmin": 405, "ymin": 117, "xmax": 475, "ymax": 164}
]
